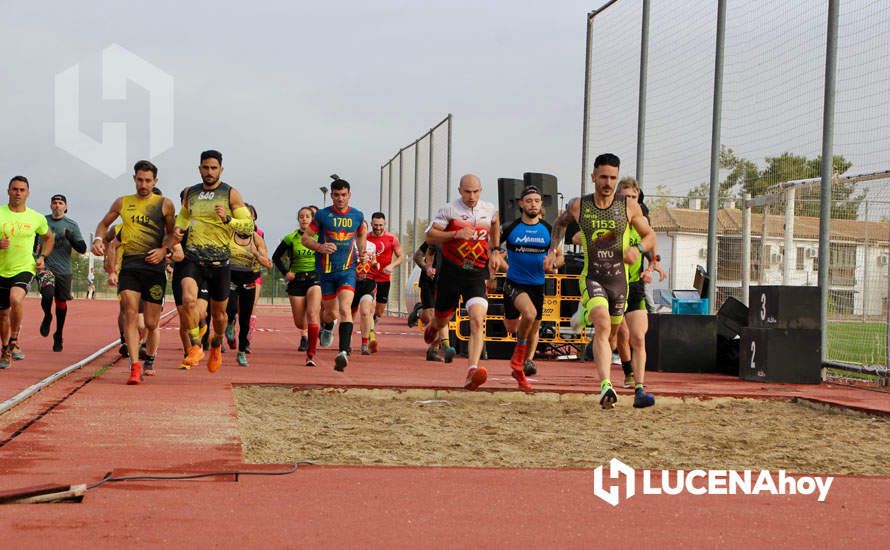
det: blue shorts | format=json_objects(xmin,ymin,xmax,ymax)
[{"xmin": 319, "ymin": 270, "xmax": 356, "ymax": 300}]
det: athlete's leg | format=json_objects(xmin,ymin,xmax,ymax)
[
  {"xmin": 305, "ymin": 285, "xmax": 321, "ymax": 362},
  {"xmin": 289, "ymin": 296, "xmax": 307, "ymax": 330},
  {"xmin": 8, "ymin": 286, "xmax": 28, "ymax": 346},
  {"xmin": 587, "ymin": 304, "xmax": 613, "ymax": 383},
  {"xmin": 142, "ymin": 301, "xmax": 162, "ymax": 357},
  {"xmin": 238, "ymin": 286, "xmax": 256, "ymax": 352},
  {"xmin": 336, "ymin": 289, "xmax": 355, "ymax": 351},
  {"xmin": 626, "ymin": 309, "xmax": 648, "ymax": 385},
  {"xmin": 119, "ymin": 290, "xmax": 143, "ymax": 368},
  {"xmin": 465, "ymin": 297, "xmax": 487, "ymax": 369},
  {"xmin": 525, "ymin": 319, "xmax": 541, "ymax": 362}
]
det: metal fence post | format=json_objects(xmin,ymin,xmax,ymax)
[
  {"xmin": 742, "ymin": 193, "xmax": 751, "ymax": 306},
  {"xmin": 636, "ymin": 0, "xmax": 650, "ymax": 187},
  {"xmin": 862, "ymin": 200, "xmax": 869, "ymax": 319},
  {"xmin": 783, "ymin": 186, "xmax": 796, "ymax": 285},
  {"xmin": 429, "ymin": 128, "xmax": 435, "ymax": 221},
  {"xmin": 397, "ymin": 149, "xmax": 404, "ymax": 315},
  {"xmin": 581, "ymin": 12, "xmax": 594, "ymax": 196},
  {"xmin": 446, "ymin": 114, "xmax": 453, "ymax": 202},
  {"xmin": 413, "ymin": 141, "xmax": 420, "ymax": 283},
  {"xmin": 706, "ymin": 0, "xmax": 727, "ymax": 314},
  {"xmin": 379, "ymin": 166, "xmax": 384, "ymax": 213},
  {"xmin": 818, "ymin": 0, "xmax": 840, "ymax": 361}
]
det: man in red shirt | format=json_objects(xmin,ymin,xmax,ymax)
[{"xmin": 366, "ymin": 212, "xmax": 403, "ymax": 353}]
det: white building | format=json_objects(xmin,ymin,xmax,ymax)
[{"xmin": 649, "ymin": 206, "xmax": 890, "ymax": 318}]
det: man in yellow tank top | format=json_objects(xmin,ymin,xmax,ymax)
[
  {"xmin": 173, "ymin": 150, "xmax": 254, "ymax": 374},
  {"xmin": 0, "ymin": 176, "xmax": 54, "ymax": 369},
  {"xmin": 92, "ymin": 160, "xmax": 176, "ymax": 385}
]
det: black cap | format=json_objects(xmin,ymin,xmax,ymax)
[
  {"xmin": 520, "ymin": 185, "xmax": 542, "ymax": 199},
  {"xmin": 50, "ymin": 194, "xmax": 67, "ymax": 203}
]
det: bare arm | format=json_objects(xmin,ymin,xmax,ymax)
[
  {"xmin": 35, "ymin": 231, "xmax": 54, "ymax": 271},
  {"xmin": 251, "ymin": 233, "xmax": 274, "ymax": 270},
  {"xmin": 550, "ymin": 197, "xmax": 580, "ymax": 252},
  {"xmin": 92, "ymin": 197, "xmax": 123, "ymax": 256},
  {"xmin": 624, "ymin": 198, "xmax": 657, "ymax": 266},
  {"xmin": 413, "ymin": 247, "xmax": 426, "ymax": 270}
]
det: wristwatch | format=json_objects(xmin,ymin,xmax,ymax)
[{"xmin": 635, "ymin": 243, "xmax": 646, "ymax": 254}]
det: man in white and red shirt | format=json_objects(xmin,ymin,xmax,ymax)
[
  {"xmin": 366, "ymin": 212, "xmax": 403, "ymax": 353},
  {"xmin": 424, "ymin": 174, "xmax": 499, "ymax": 391}
]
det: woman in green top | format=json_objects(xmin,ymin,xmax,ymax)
[{"xmin": 272, "ymin": 206, "xmax": 321, "ymax": 367}]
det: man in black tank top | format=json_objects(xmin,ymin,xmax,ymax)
[{"xmin": 547, "ymin": 153, "xmax": 656, "ymax": 409}]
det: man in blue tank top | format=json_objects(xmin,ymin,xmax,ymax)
[
  {"xmin": 492, "ymin": 186, "xmax": 558, "ymax": 391},
  {"xmin": 302, "ymin": 178, "xmax": 366, "ymax": 372}
]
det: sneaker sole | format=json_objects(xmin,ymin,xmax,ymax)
[
  {"xmin": 443, "ymin": 348, "xmax": 456, "ymax": 363},
  {"xmin": 600, "ymin": 391, "xmax": 618, "ymax": 409},
  {"xmin": 334, "ymin": 356, "xmax": 348, "ymax": 372}
]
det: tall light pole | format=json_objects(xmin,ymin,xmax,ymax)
[{"xmin": 319, "ymin": 186, "xmax": 328, "ymax": 208}]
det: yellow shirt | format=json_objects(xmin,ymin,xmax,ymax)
[{"xmin": 0, "ymin": 205, "xmax": 49, "ymax": 277}]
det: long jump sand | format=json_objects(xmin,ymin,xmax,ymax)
[{"xmin": 233, "ymin": 387, "xmax": 890, "ymax": 475}]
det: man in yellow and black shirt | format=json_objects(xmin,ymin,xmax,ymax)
[
  {"xmin": 173, "ymin": 149, "xmax": 254, "ymax": 373},
  {"xmin": 92, "ymin": 160, "xmax": 176, "ymax": 385}
]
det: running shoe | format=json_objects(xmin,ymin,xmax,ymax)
[
  {"xmin": 611, "ymin": 352, "xmax": 621, "ymax": 366},
  {"xmin": 334, "ymin": 351, "xmax": 349, "ymax": 372},
  {"xmin": 633, "ymin": 387, "xmax": 656, "ymax": 408},
  {"xmin": 319, "ymin": 321, "xmax": 335, "ymax": 348},
  {"xmin": 361, "ymin": 344, "xmax": 370, "ymax": 355},
  {"xmin": 298, "ymin": 335, "xmax": 308, "ymax": 352},
  {"xmin": 39, "ymin": 314, "xmax": 52, "ymax": 337},
  {"xmin": 52, "ymin": 333, "xmax": 63, "ymax": 353},
  {"xmin": 464, "ymin": 366, "xmax": 487, "ymax": 391},
  {"xmin": 599, "ymin": 384, "xmax": 619, "ymax": 409},
  {"xmin": 225, "ymin": 322, "xmax": 237, "ymax": 350},
  {"xmin": 139, "ymin": 343, "xmax": 148, "ymax": 361},
  {"xmin": 623, "ymin": 373, "xmax": 636, "ymax": 388},
  {"xmin": 426, "ymin": 346, "xmax": 444, "ymax": 362},
  {"xmin": 237, "ymin": 351, "xmax": 249, "ymax": 366},
  {"xmin": 0, "ymin": 346, "xmax": 10, "ymax": 369},
  {"xmin": 178, "ymin": 358, "xmax": 191, "ymax": 370},
  {"xmin": 510, "ymin": 344, "xmax": 526, "ymax": 372},
  {"xmin": 511, "ymin": 369, "xmax": 532, "ymax": 392},
  {"xmin": 184, "ymin": 344, "xmax": 204, "ymax": 367},
  {"xmin": 127, "ymin": 362, "xmax": 142, "ymax": 385},
  {"xmin": 442, "ymin": 345, "xmax": 456, "ymax": 363},
  {"xmin": 119, "ymin": 342, "xmax": 129, "ymax": 358},
  {"xmin": 368, "ymin": 333, "xmax": 378, "ymax": 354},
  {"xmin": 570, "ymin": 302, "xmax": 588, "ymax": 332},
  {"xmin": 10, "ymin": 341, "xmax": 24, "ymax": 360},
  {"xmin": 207, "ymin": 346, "xmax": 222, "ymax": 373},
  {"xmin": 143, "ymin": 356, "xmax": 156, "ymax": 377},
  {"xmin": 523, "ymin": 359, "xmax": 537, "ymax": 376},
  {"xmin": 305, "ymin": 357, "xmax": 317, "ymax": 367},
  {"xmin": 407, "ymin": 303, "xmax": 422, "ymax": 327}
]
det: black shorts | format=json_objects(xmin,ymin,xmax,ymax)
[
  {"xmin": 118, "ymin": 267, "xmax": 166, "ymax": 305},
  {"xmin": 286, "ymin": 272, "xmax": 320, "ymax": 297},
  {"xmin": 37, "ymin": 271, "xmax": 73, "ymax": 301},
  {"xmin": 179, "ymin": 258, "xmax": 231, "ymax": 302},
  {"xmin": 374, "ymin": 281, "xmax": 391, "ymax": 304},
  {"xmin": 419, "ymin": 277, "xmax": 436, "ymax": 309},
  {"xmin": 434, "ymin": 263, "xmax": 486, "ymax": 316},
  {"xmin": 172, "ymin": 261, "xmax": 209, "ymax": 306},
  {"xmin": 503, "ymin": 279, "xmax": 544, "ymax": 321},
  {"xmin": 0, "ymin": 272, "xmax": 34, "ymax": 309},
  {"xmin": 582, "ymin": 276, "xmax": 627, "ymax": 320},
  {"xmin": 626, "ymin": 280, "xmax": 647, "ymax": 313},
  {"xmin": 230, "ymin": 269, "xmax": 259, "ymax": 291},
  {"xmin": 351, "ymin": 278, "xmax": 377, "ymax": 311}
]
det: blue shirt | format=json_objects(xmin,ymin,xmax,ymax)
[
  {"xmin": 502, "ymin": 218, "xmax": 551, "ymax": 286},
  {"xmin": 310, "ymin": 206, "xmax": 365, "ymax": 274}
]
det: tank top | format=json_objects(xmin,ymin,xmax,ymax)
[
  {"xmin": 229, "ymin": 233, "xmax": 260, "ymax": 273},
  {"xmin": 181, "ymin": 182, "xmax": 234, "ymax": 264},
  {"xmin": 578, "ymin": 194, "xmax": 630, "ymax": 284},
  {"xmin": 120, "ymin": 193, "xmax": 166, "ymax": 271}
]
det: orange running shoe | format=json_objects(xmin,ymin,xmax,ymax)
[
  {"xmin": 464, "ymin": 366, "xmax": 488, "ymax": 391},
  {"xmin": 127, "ymin": 362, "xmax": 143, "ymax": 385},
  {"xmin": 207, "ymin": 346, "xmax": 222, "ymax": 373},
  {"xmin": 184, "ymin": 345, "xmax": 204, "ymax": 367}
]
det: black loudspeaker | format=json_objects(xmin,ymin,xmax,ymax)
[
  {"xmin": 645, "ymin": 313, "xmax": 717, "ymax": 373},
  {"xmin": 522, "ymin": 173, "xmax": 558, "ymax": 227},
  {"xmin": 717, "ymin": 296, "xmax": 748, "ymax": 339},
  {"xmin": 748, "ymin": 286, "xmax": 820, "ymax": 330},
  {"xmin": 497, "ymin": 178, "xmax": 525, "ymax": 225},
  {"xmin": 739, "ymin": 327, "xmax": 822, "ymax": 384}
]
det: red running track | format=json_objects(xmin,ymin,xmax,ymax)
[{"xmin": 0, "ymin": 300, "xmax": 888, "ymax": 547}]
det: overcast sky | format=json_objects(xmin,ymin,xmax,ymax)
[{"xmin": 1, "ymin": 0, "xmax": 887, "ymax": 242}]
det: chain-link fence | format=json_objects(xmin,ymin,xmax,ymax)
[
  {"xmin": 582, "ymin": 1, "xmax": 890, "ymax": 369},
  {"xmin": 379, "ymin": 115, "xmax": 452, "ymax": 316}
]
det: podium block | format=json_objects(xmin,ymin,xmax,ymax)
[
  {"xmin": 749, "ymin": 286, "xmax": 820, "ymax": 330},
  {"xmin": 645, "ymin": 314, "xmax": 717, "ymax": 373},
  {"xmin": 739, "ymin": 327, "xmax": 822, "ymax": 384}
]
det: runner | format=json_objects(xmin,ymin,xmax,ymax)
[
  {"xmin": 547, "ymin": 153, "xmax": 656, "ymax": 408},
  {"xmin": 0, "ymin": 176, "xmax": 54, "ymax": 369},
  {"xmin": 37, "ymin": 194, "xmax": 86, "ymax": 352},
  {"xmin": 366, "ymin": 212, "xmax": 403, "ymax": 353},
  {"xmin": 170, "ymin": 228, "xmax": 210, "ymax": 369},
  {"xmin": 301, "ymin": 178, "xmax": 366, "ymax": 371},
  {"xmin": 225, "ymin": 206, "xmax": 272, "ymax": 366},
  {"xmin": 491, "ymin": 185, "xmax": 558, "ymax": 391},
  {"xmin": 272, "ymin": 206, "xmax": 321, "ymax": 366},
  {"xmin": 173, "ymin": 149, "xmax": 254, "ymax": 373},
  {"xmin": 411, "ymin": 242, "xmax": 454, "ymax": 362},
  {"xmin": 91, "ymin": 161, "xmax": 176, "ymax": 384},
  {"xmin": 352, "ymin": 224, "xmax": 378, "ymax": 355},
  {"xmin": 424, "ymin": 174, "xmax": 499, "ymax": 390}
]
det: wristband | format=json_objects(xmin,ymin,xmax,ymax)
[{"xmin": 635, "ymin": 243, "xmax": 646, "ymax": 254}]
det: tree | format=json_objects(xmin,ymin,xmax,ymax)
[{"xmin": 647, "ymin": 184, "xmax": 674, "ymax": 210}]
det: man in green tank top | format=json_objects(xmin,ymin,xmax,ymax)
[{"xmin": 548, "ymin": 153, "xmax": 656, "ymax": 409}]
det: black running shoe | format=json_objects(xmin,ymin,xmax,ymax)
[
  {"xmin": 52, "ymin": 333, "xmax": 63, "ymax": 352},
  {"xmin": 298, "ymin": 336, "xmax": 308, "ymax": 352},
  {"xmin": 40, "ymin": 314, "xmax": 52, "ymax": 337}
]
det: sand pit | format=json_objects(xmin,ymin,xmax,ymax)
[{"xmin": 233, "ymin": 387, "xmax": 890, "ymax": 475}]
